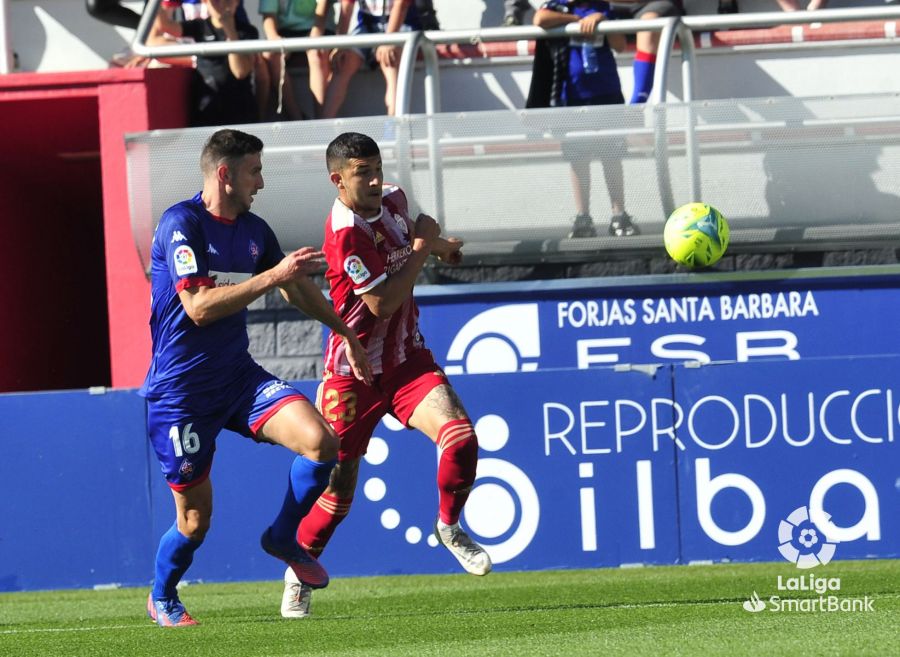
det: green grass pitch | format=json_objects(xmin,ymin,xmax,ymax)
[{"xmin": 1, "ymin": 560, "xmax": 897, "ymax": 657}]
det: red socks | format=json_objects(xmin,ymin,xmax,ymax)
[
  {"xmin": 297, "ymin": 493, "xmax": 353, "ymax": 557},
  {"xmin": 436, "ymin": 419, "xmax": 478, "ymax": 525}
]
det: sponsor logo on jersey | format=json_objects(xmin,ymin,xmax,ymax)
[
  {"xmin": 249, "ymin": 240, "xmax": 260, "ymax": 263},
  {"xmin": 262, "ymin": 380, "xmax": 291, "ymax": 398},
  {"xmin": 344, "ymin": 255, "xmax": 371, "ymax": 285},
  {"xmin": 393, "ymin": 213, "xmax": 408, "ymax": 234},
  {"xmin": 207, "ymin": 243, "xmax": 219, "ymax": 255},
  {"xmin": 171, "ymin": 230, "xmax": 186, "ymax": 243},
  {"xmin": 173, "ymin": 245, "xmax": 198, "ymax": 276},
  {"xmin": 208, "ymin": 270, "xmax": 252, "ymax": 287}
]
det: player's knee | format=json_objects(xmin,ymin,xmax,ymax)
[
  {"xmin": 308, "ymin": 427, "xmax": 339, "ymax": 462},
  {"xmin": 179, "ymin": 510, "xmax": 211, "ymax": 542}
]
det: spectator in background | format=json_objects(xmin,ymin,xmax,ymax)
[
  {"xmin": 502, "ymin": 0, "xmax": 534, "ymax": 26},
  {"xmin": 152, "ymin": 0, "xmax": 260, "ymax": 126},
  {"xmin": 609, "ymin": 1, "xmax": 683, "ymax": 104},
  {"xmin": 529, "ymin": 0, "xmax": 639, "ymax": 238},
  {"xmin": 320, "ymin": 0, "xmax": 422, "ymax": 118},
  {"xmin": 259, "ymin": 0, "xmax": 337, "ymax": 120}
]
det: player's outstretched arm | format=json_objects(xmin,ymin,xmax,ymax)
[
  {"xmin": 431, "ymin": 236, "xmax": 464, "ymax": 265},
  {"xmin": 179, "ymin": 247, "xmax": 322, "ymax": 327},
  {"xmin": 361, "ymin": 213, "xmax": 439, "ymax": 319},
  {"xmin": 280, "ymin": 277, "xmax": 374, "ymax": 385}
]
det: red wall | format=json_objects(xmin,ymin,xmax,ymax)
[{"xmin": 0, "ymin": 68, "xmax": 190, "ymax": 392}]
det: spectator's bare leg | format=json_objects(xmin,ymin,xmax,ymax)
[
  {"xmin": 570, "ymin": 159, "xmax": 591, "ymax": 217},
  {"xmin": 381, "ymin": 48, "xmax": 402, "ymax": 116},
  {"xmin": 321, "ymin": 51, "xmax": 364, "ymax": 119},
  {"xmin": 259, "ymin": 53, "xmax": 276, "ymax": 120},
  {"xmin": 308, "ymin": 48, "xmax": 331, "ymax": 114},
  {"xmin": 600, "ymin": 155, "xmax": 625, "ymax": 216},
  {"xmin": 776, "ymin": 0, "xmax": 801, "ymax": 10}
]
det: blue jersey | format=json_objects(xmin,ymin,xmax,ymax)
[
  {"xmin": 540, "ymin": 0, "xmax": 621, "ymax": 102},
  {"xmin": 140, "ymin": 193, "xmax": 284, "ymax": 399}
]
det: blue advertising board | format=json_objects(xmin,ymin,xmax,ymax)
[
  {"xmin": 1, "ymin": 272, "xmax": 898, "ymax": 591},
  {"xmin": 415, "ymin": 272, "xmax": 900, "ymax": 372},
  {"xmin": 320, "ymin": 356, "xmax": 898, "ymax": 577}
]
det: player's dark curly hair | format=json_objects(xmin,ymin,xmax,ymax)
[
  {"xmin": 326, "ymin": 132, "xmax": 380, "ymax": 173},
  {"xmin": 201, "ymin": 129, "xmax": 264, "ymax": 176}
]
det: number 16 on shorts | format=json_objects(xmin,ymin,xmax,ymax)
[{"xmin": 170, "ymin": 423, "xmax": 200, "ymax": 457}]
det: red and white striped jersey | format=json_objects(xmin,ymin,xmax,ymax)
[{"xmin": 322, "ymin": 185, "xmax": 425, "ymax": 376}]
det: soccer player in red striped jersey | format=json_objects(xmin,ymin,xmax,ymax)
[{"xmin": 281, "ymin": 131, "xmax": 491, "ymax": 618}]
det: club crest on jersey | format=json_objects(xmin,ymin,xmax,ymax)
[
  {"xmin": 171, "ymin": 230, "xmax": 186, "ymax": 243},
  {"xmin": 173, "ymin": 245, "xmax": 198, "ymax": 276},
  {"xmin": 249, "ymin": 240, "xmax": 260, "ymax": 263},
  {"xmin": 344, "ymin": 255, "xmax": 371, "ymax": 285},
  {"xmin": 393, "ymin": 213, "xmax": 408, "ymax": 234},
  {"xmin": 179, "ymin": 460, "xmax": 194, "ymax": 479}
]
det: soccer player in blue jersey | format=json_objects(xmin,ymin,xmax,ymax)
[{"xmin": 140, "ymin": 128, "xmax": 372, "ymax": 627}]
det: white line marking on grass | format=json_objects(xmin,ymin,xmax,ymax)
[{"xmin": 0, "ymin": 624, "xmax": 149, "ymax": 635}]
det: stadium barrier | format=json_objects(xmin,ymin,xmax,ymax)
[
  {"xmin": 125, "ymin": 92, "xmax": 900, "ymax": 268},
  {"xmin": 2, "ymin": 270, "xmax": 897, "ymax": 591}
]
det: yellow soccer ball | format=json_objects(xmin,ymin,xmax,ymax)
[{"xmin": 664, "ymin": 202, "xmax": 730, "ymax": 268}]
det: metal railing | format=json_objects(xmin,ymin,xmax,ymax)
[{"xmin": 131, "ymin": 4, "xmax": 900, "ymax": 115}]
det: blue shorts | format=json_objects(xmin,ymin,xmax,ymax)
[
  {"xmin": 146, "ymin": 361, "xmax": 307, "ymax": 491},
  {"xmin": 350, "ymin": 15, "xmax": 415, "ymax": 68}
]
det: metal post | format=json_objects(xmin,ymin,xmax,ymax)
[
  {"xmin": 394, "ymin": 31, "xmax": 422, "ymax": 117},
  {"xmin": 0, "ymin": 0, "xmax": 13, "ymax": 74},
  {"xmin": 651, "ymin": 17, "xmax": 679, "ymax": 105},
  {"xmin": 417, "ymin": 39, "xmax": 445, "ymax": 227}
]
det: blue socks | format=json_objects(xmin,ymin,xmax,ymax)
[
  {"xmin": 152, "ymin": 523, "xmax": 202, "ymax": 600},
  {"xmin": 631, "ymin": 50, "xmax": 657, "ymax": 104},
  {"xmin": 269, "ymin": 456, "xmax": 336, "ymax": 545}
]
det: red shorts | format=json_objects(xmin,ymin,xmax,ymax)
[{"xmin": 318, "ymin": 349, "xmax": 448, "ymax": 460}]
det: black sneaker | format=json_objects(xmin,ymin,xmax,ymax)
[
  {"xmin": 609, "ymin": 212, "xmax": 639, "ymax": 237},
  {"xmin": 569, "ymin": 214, "xmax": 597, "ymax": 238}
]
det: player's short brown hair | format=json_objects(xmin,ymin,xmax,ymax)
[{"xmin": 201, "ymin": 129, "xmax": 264, "ymax": 176}]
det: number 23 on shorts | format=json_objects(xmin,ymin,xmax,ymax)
[{"xmin": 318, "ymin": 385, "xmax": 358, "ymax": 424}]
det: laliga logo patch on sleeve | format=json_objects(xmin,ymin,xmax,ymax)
[
  {"xmin": 344, "ymin": 255, "xmax": 370, "ymax": 285},
  {"xmin": 174, "ymin": 245, "xmax": 198, "ymax": 276}
]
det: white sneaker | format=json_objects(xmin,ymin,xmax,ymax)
[
  {"xmin": 281, "ymin": 567, "xmax": 312, "ymax": 619},
  {"xmin": 434, "ymin": 519, "xmax": 492, "ymax": 576}
]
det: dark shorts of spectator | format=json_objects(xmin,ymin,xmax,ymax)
[
  {"xmin": 609, "ymin": 0, "xmax": 684, "ymax": 20},
  {"xmin": 276, "ymin": 28, "xmax": 335, "ymax": 67},
  {"xmin": 350, "ymin": 18, "xmax": 415, "ymax": 69},
  {"xmin": 560, "ymin": 93, "xmax": 628, "ymax": 161}
]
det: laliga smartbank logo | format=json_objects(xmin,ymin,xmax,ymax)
[{"xmin": 741, "ymin": 506, "xmax": 875, "ymax": 614}]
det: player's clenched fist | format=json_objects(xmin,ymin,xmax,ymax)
[{"xmin": 413, "ymin": 214, "xmax": 441, "ymax": 251}]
